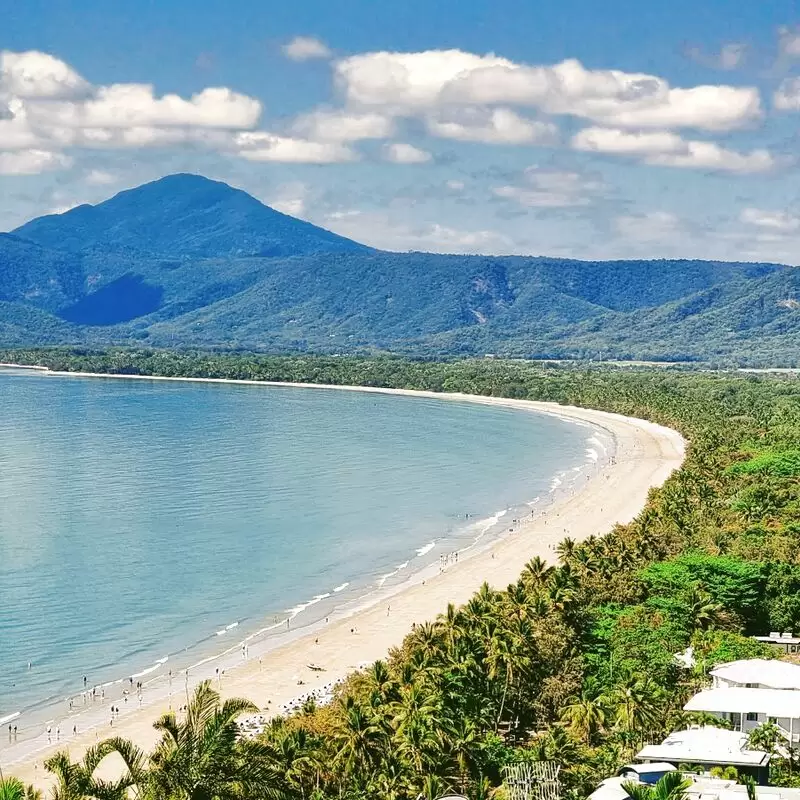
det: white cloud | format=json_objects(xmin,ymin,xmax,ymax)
[
  {"xmin": 648, "ymin": 141, "xmax": 778, "ymax": 174},
  {"xmin": 740, "ymin": 207, "xmax": 800, "ymax": 233},
  {"xmin": 0, "ymin": 98, "xmax": 42, "ymax": 149},
  {"xmin": 573, "ymin": 127, "xmax": 684, "ymax": 156},
  {"xmin": 775, "ymin": 77, "xmax": 800, "ymax": 111},
  {"xmin": 322, "ymin": 207, "xmax": 511, "ymax": 253},
  {"xmin": 268, "ymin": 182, "xmax": 309, "ymax": 217},
  {"xmin": 718, "ymin": 43, "xmax": 747, "ymax": 70},
  {"xmin": 292, "ymin": 109, "xmax": 394, "ymax": 141},
  {"xmin": 684, "ymin": 43, "xmax": 747, "ymax": 71},
  {"xmin": 235, "ymin": 131, "xmax": 357, "ymax": 163},
  {"xmin": 0, "ymin": 149, "xmax": 73, "ymax": 175},
  {"xmin": 446, "ymin": 179, "xmax": 465, "ymax": 190},
  {"xmin": 427, "ymin": 108, "xmax": 558, "ymax": 144},
  {"xmin": 282, "ymin": 36, "xmax": 332, "ymax": 62},
  {"xmin": 0, "ymin": 49, "xmax": 271, "ymax": 170},
  {"xmin": 778, "ymin": 26, "xmax": 800, "ymax": 59},
  {"xmin": 84, "ymin": 168, "xmax": 116, "ymax": 185},
  {"xmin": 572, "ymin": 126, "xmax": 779, "ymax": 173},
  {"xmin": 615, "ymin": 211, "xmax": 681, "ymax": 242},
  {"xmin": 0, "ymin": 50, "xmax": 88, "ymax": 98},
  {"xmin": 30, "ymin": 85, "xmax": 261, "ymax": 130},
  {"xmin": 493, "ymin": 166, "xmax": 602, "ymax": 208},
  {"xmin": 335, "ymin": 49, "xmax": 761, "ymax": 132},
  {"xmin": 382, "ymin": 142, "xmax": 432, "ymax": 163}
]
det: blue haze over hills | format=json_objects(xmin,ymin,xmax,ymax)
[{"xmin": 1, "ymin": 173, "xmax": 799, "ymax": 364}]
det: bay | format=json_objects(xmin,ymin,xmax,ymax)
[{"xmin": 0, "ymin": 369, "xmax": 597, "ymax": 728}]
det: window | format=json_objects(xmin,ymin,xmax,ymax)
[
  {"xmin": 769, "ymin": 717, "xmax": 777, "ymax": 724},
  {"xmin": 745, "ymin": 683, "xmax": 758, "ymax": 688},
  {"xmin": 746, "ymin": 712, "xmax": 758, "ymax": 722}
]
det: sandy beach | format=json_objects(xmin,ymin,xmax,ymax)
[{"xmin": 0, "ymin": 372, "xmax": 685, "ymax": 787}]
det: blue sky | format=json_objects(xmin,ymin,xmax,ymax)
[{"xmin": 2, "ymin": 0, "xmax": 800, "ymax": 261}]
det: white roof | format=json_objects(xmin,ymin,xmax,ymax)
[
  {"xmin": 712, "ymin": 660, "xmax": 800, "ymax": 690},
  {"xmin": 685, "ymin": 687, "xmax": 800, "ymax": 718},
  {"xmin": 590, "ymin": 774, "xmax": 800, "ymax": 800},
  {"xmin": 637, "ymin": 727, "xmax": 769, "ymax": 767},
  {"xmin": 588, "ymin": 777, "xmax": 634, "ymax": 800}
]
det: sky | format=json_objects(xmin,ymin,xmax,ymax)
[{"xmin": 2, "ymin": 0, "xmax": 800, "ymax": 262}]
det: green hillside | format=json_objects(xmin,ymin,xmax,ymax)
[{"xmin": 2, "ymin": 175, "xmax": 799, "ymax": 365}]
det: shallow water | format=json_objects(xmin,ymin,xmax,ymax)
[{"xmin": 0, "ymin": 369, "xmax": 595, "ymax": 729}]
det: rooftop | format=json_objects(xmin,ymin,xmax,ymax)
[
  {"xmin": 712, "ymin": 660, "xmax": 800, "ymax": 690},
  {"xmin": 685, "ymin": 687, "xmax": 800, "ymax": 719},
  {"xmin": 590, "ymin": 773, "xmax": 800, "ymax": 800},
  {"xmin": 637, "ymin": 726, "xmax": 770, "ymax": 767}
]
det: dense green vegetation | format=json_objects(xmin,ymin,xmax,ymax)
[
  {"xmin": 3, "ymin": 174, "xmax": 800, "ymax": 365},
  {"xmin": 6, "ymin": 350, "xmax": 800, "ymax": 799}
]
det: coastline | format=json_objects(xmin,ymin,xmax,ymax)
[{"xmin": 0, "ymin": 367, "xmax": 685, "ymax": 786}]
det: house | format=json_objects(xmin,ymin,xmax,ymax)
[
  {"xmin": 636, "ymin": 726, "xmax": 770, "ymax": 784},
  {"xmin": 753, "ymin": 634, "xmax": 800, "ymax": 656},
  {"xmin": 711, "ymin": 660, "xmax": 800, "ymax": 690},
  {"xmin": 684, "ymin": 687, "xmax": 800, "ymax": 742},
  {"xmin": 588, "ymin": 771, "xmax": 800, "ymax": 800}
]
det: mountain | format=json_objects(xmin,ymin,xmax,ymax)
[
  {"xmin": 2, "ymin": 174, "xmax": 800, "ymax": 365},
  {"xmin": 14, "ymin": 174, "xmax": 368, "ymax": 259}
]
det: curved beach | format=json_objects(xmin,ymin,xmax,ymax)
[{"xmin": 1, "ymin": 377, "xmax": 685, "ymax": 786}]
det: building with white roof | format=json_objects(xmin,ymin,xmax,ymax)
[
  {"xmin": 753, "ymin": 634, "xmax": 800, "ymax": 655},
  {"xmin": 637, "ymin": 728, "xmax": 767, "ymax": 768},
  {"xmin": 636, "ymin": 727, "xmax": 770, "ymax": 783},
  {"xmin": 588, "ymin": 772, "xmax": 800, "ymax": 800},
  {"xmin": 711, "ymin": 660, "xmax": 800, "ymax": 691},
  {"xmin": 684, "ymin": 687, "xmax": 800, "ymax": 742}
]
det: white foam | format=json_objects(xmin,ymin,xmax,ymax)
[
  {"xmin": 416, "ymin": 540, "xmax": 436, "ymax": 557},
  {"xmin": 333, "ymin": 582, "xmax": 349, "ymax": 593},
  {"xmin": 0, "ymin": 711, "xmax": 20, "ymax": 725},
  {"xmin": 376, "ymin": 561, "xmax": 410, "ymax": 588},
  {"xmin": 130, "ymin": 657, "xmax": 168, "ymax": 679},
  {"xmin": 225, "ymin": 622, "xmax": 239, "ymax": 630},
  {"xmin": 284, "ymin": 592, "xmax": 331, "ymax": 620},
  {"xmin": 586, "ymin": 448, "xmax": 599, "ymax": 462}
]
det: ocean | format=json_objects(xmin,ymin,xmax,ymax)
[{"xmin": 0, "ymin": 368, "xmax": 607, "ymax": 738}]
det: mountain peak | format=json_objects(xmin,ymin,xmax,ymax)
[{"xmin": 12, "ymin": 173, "xmax": 368, "ymax": 259}]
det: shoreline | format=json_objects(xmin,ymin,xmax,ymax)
[{"xmin": 0, "ymin": 366, "xmax": 685, "ymax": 786}]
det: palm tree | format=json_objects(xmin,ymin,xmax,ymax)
[
  {"xmin": 46, "ymin": 741, "xmax": 137, "ymax": 800},
  {"xmin": 622, "ymin": 771, "xmax": 691, "ymax": 800},
  {"xmin": 523, "ymin": 556, "xmax": 554, "ymax": 585},
  {"xmin": 556, "ymin": 538, "xmax": 577, "ymax": 565},
  {"xmin": 333, "ymin": 696, "xmax": 385, "ymax": 777},
  {"xmin": 0, "ymin": 777, "xmax": 41, "ymax": 800},
  {"xmin": 607, "ymin": 673, "xmax": 664, "ymax": 743},
  {"xmin": 561, "ymin": 687, "xmax": 608, "ymax": 744},
  {"xmin": 747, "ymin": 721, "xmax": 782, "ymax": 754},
  {"xmin": 146, "ymin": 679, "xmax": 287, "ymax": 800},
  {"xmin": 686, "ymin": 586, "xmax": 730, "ymax": 631}
]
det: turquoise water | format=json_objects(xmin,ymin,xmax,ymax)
[{"xmin": 0, "ymin": 369, "xmax": 598, "ymax": 733}]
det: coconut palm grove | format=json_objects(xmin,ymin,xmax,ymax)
[{"xmin": 2, "ymin": 349, "xmax": 800, "ymax": 799}]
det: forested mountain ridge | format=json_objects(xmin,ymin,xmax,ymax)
[{"xmin": 2, "ymin": 174, "xmax": 799, "ymax": 365}]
